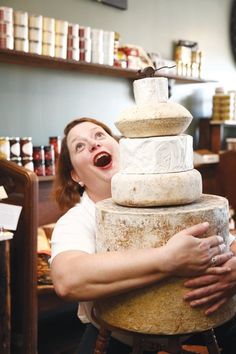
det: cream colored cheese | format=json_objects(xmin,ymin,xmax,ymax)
[{"xmin": 119, "ymin": 134, "xmax": 193, "ymax": 174}]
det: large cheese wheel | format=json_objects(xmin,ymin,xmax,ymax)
[
  {"xmin": 95, "ymin": 194, "xmax": 235, "ymax": 334},
  {"xmin": 111, "ymin": 169, "xmax": 202, "ymax": 207},
  {"xmin": 119, "ymin": 135, "xmax": 193, "ymax": 174},
  {"xmin": 115, "ymin": 102, "xmax": 193, "ymax": 138}
]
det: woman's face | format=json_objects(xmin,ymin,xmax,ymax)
[{"xmin": 67, "ymin": 121, "xmax": 120, "ymax": 189}]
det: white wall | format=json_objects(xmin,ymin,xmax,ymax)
[{"xmin": 0, "ymin": 0, "xmax": 235, "ymax": 144}]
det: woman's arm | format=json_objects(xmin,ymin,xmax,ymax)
[{"xmin": 51, "ymin": 222, "xmax": 232, "ymax": 301}]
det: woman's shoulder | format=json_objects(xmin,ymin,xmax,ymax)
[{"xmin": 56, "ymin": 192, "xmax": 94, "ymax": 224}]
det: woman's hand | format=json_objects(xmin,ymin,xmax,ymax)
[
  {"xmin": 183, "ymin": 256, "xmax": 236, "ymax": 314},
  {"xmin": 162, "ymin": 222, "xmax": 233, "ymax": 277}
]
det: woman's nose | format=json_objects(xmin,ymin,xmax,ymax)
[{"xmin": 88, "ymin": 140, "xmax": 100, "ymax": 152}]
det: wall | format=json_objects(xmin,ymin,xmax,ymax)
[{"xmin": 0, "ymin": 0, "xmax": 235, "ymax": 145}]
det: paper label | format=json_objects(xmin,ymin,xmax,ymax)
[
  {"xmin": 0, "ymin": 203, "xmax": 22, "ymax": 231},
  {"xmin": 0, "ymin": 186, "xmax": 8, "ymax": 200}
]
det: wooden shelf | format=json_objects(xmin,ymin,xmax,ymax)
[
  {"xmin": 0, "ymin": 48, "xmax": 214, "ymax": 83},
  {"xmin": 210, "ymin": 120, "xmax": 236, "ymax": 126}
]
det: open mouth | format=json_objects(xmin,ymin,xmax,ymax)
[{"xmin": 94, "ymin": 152, "xmax": 112, "ymax": 167}]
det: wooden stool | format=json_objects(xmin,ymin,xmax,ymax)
[{"xmin": 92, "ymin": 308, "xmax": 221, "ymax": 354}]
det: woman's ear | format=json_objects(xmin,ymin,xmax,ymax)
[{"xmin": 71, "ymin": 169, "xmax": 80, "ymax": 183}]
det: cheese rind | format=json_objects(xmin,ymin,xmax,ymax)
[
  {"xmin": 111, "ymin": 169, "xmax": 202, "ymax": 207},
  {"xmin": 119, "ymin": 135, "xmax": 193, "ymax": 174},
  {"xmin": 115, "ymin": 102, "xmax": 193, "ymax": 137},
  {"xmin": 95, "ymin": 194, "xmax": 235, "ymax": 334},
  {"xmin": 133, "ymin": 77, "xmax": 168, "ymax": 105}
]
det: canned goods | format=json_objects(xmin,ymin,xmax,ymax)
[
  {"xmin": 44, "ymin": 145, "xmax": 55, "ymax": 175},
  {"xmin": 68, "ymin": 23, "xmax": 79, "ymax": 37},
  {"xmin": 0, "ymin": 7, "xmax": 13, "ymax": 23},
  {"xmin": 33, "ymin": 145, "xmax": 45, "ymax": 176},
  {"xmin": 29, "ymin": 14, "xmax": 43, "ymax": 29},
  {"xmin": 55, "ymin": 20, "xmax": 68, "ymax": 35},
  {"xmin": 22, "ymin": 156, "xmax": 34, "ymax": 171},
  {"xmin": 49, "ymin": 136, "xmax": 61, "ymax": 160},
  {"xmin": 20, "ymin": 137, "xmax": 33, "ymax": 158},
  {"xmin": 0, "ymin": 22, "xmax": 13, "ymax": 36},
  {"xmin": 67, "ymin": 48, "xmax": 79, "ymax": 61},
  {"xmin": 11, "ymin": 156, "xmax": 22, "ymax": 166},
  {"xmin": 14, "ymin": 38, "xmax": 29, "ymax": 52},
  {"xmin": 0, "ymin": 137, "xmax": 10, "ymax": 160},
  {"xmin": 0, "ymin": 36, "xmax": 14, "ymax": 49},
  {"xmin": 9, "ymin": 137, "xmax": 20, "ymax": 158},
  {"xmin": 43, "ymin": 17, "xmax": 55, "ymax": 33}
]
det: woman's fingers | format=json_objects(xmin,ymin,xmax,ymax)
[
  {"xmin": 201, "ymin": 235, "xmax": 224, "ymax": 249},
  {"xmin": 184, "ymin": 274, "xmax": 219, "ymax": 288},
  {"xmin": 182, "ymin": 222, "xmax": 209, "ymax": 237},
  {"xmin": 205, "ymin": 298, "xmax": 228, "ymax": 315},
  {"xmin": 208, "ymin": 251, "xmax": 233, "ymax": 267}
]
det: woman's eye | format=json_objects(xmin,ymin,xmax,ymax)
[
  {"xmin": 75, "ymin": 142, "xmax": 84, "ymax": 151},
  {"xmin": 95, "ymin": 131, "xmax": 104, "ymax": 138}
]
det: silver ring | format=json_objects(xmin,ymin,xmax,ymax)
[{"xmin": 211, "ymin": 256, "xmax": 217, "ymax": 266}]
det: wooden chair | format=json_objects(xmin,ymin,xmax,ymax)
[{"xmin": 0, "ymin": 159, "xmax": 84, "ymax": 354}]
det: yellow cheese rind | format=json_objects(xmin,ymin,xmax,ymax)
[
  {"xmin": 95, "ymin": 194, "xmax": 235, "ymax": 334},
  {"xmin": 115, "ymin": 102, "xmax": 193, "ymax": 137}
]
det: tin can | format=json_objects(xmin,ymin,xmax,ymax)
[
  {"xmin": 22, "ymin": 156, "xmax": 34, "ymax": 171},
  {"xmin": 0, "ymin": 137, "xmax": 10, "ymax": 160},
  {"xmin": 33, "ymin": 145, "xmax": 45, "ymax": 176},
  {"xmin": 49, "ymin": 136, "xmax": 61, "ymax": 160},
  {"xmin": 11, "ymin": 156, "xmax": 22, "ymax": 166},
  {"xmin": 9, "ymin": 137, "xmax": 20, "ymax": 158},
  {"xmin": 20, "ymin": 137, "xmax": 33, "ymax": 158},
  {"xmin": 44, "ymin": 145, "xmax": 55, "ymax": 176}
]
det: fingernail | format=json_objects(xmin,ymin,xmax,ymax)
[{"xmin": 217, "ymin": 236, "xmax": 224, "ymax": 243}]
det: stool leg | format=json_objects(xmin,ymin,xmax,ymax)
[
  {"xmin": 132, "ymin": 337, "xmax": 143, "ymax": 354},
  {"xmin": 202, "ymin": 329, "xmax": 221, "ymax": 354},
  {"xmin": 94, "ymin": 327, "xmax": 111, "ymax": 354}
]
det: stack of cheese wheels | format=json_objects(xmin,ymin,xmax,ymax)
[
  {"xmin": 113, "ymin": 77, "xmax": 202, "ymax": 207},
  {"xmin": 95, "ymin": 76, "xmax": 236, "ymax": 335}
]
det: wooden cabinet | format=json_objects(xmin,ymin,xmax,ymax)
[
  {"xmin": 0, "ymin": 160, "xmax": 84, "ymax": 354},
  {"xmin": 198, "ymin": 118, "xmax": 236, "ymax": 153}
]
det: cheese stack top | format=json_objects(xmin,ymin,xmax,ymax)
[{"xmin": 115, "ymin": 77, "xmax": 193, "ymax": 138}]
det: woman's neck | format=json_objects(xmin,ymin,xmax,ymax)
[{"xmin": 85, "ymin": 182, "xmax": 112, "ymax": 203}]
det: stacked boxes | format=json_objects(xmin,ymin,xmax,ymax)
[
  {"xmin": 79, "ymin": 26, "xmax": 91, "ymax": 62},
  {"xmin": 212, "ymin": 87, "xmax": 236, "ymax": 122},
  {"xmin": 103, "ymin": 30, "xmax": 115, "ymax": 66},
  {"xmin": 29, "ymin": 14, "xmax": 42, "ymax": 55},
  {"xmin": 0, "ymin": 6, "xmax": 13, "ymax": 50},
  {"xmin": 42, "ymin": 17, "xmax": 55, "ymax": 57},
  {"xmin": 14, "ymin": 10, "xmax": 28, "ymax": 52},
  {"xmin": 55, "ymin": 19, "xmax": 68, "ymax": 59},
  {"xmin": 67, "ymin": 23, "xmax": 79, "ymax": 61}
]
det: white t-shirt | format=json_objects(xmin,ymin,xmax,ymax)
[{"xmin": 50, "ymin": 191, "xmax": 95, "ymax": 324}]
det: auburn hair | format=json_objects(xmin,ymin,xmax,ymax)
[{"xmin": 53, "ymin": 117, "xmax": 117, "ymax": 212}]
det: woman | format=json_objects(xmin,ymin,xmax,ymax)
[{"xmin": 50, "ymin": 117, "xmax": 233, "ymax": 354}]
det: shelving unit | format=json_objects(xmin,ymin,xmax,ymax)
[
  {"xmin": 198, "ymin": 118, "xmax": 236, "ymax": 153},
  {"xmin": 0, "ymin": 48, "xmax": 215, "ymax": 83}
]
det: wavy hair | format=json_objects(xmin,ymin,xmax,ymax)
[{"xmin": 53, "ymin": 117, "xmax": 117, "ymax": 211}]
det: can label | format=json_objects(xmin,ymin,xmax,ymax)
[
  {"xmin": 0, "ymin": 138, "xmax": 10, "ymax": 159},
  {"xmin": 10, "ymin": 141, "xmax": 20, "ymax": 158}
]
